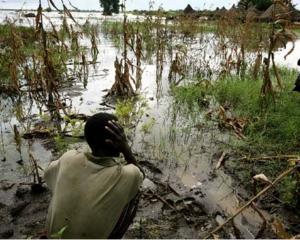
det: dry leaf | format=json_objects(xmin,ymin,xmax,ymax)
[
  {"xmin": 272, "ymin": 218, "xmax": 291, "ymax": 239},
  {"xmin": 291, "ymin": 234, "xmax": 300, "ymax": 239},
  {"xmin": 212, "ymin": 233, "xmax": 220, "ymax": 239},
  {"xmin": 253, "ymin": 173, "xmax": 272, "ymax": 184}
]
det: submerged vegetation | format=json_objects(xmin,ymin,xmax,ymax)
[
  {"xmin": 172, "ymin": 68, "xmax": 300, "ymax": 152},
  {"xmin": 170, "ymin": 0, "xmax": 300, "ymax": 215}
]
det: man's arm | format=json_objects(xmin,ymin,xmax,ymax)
[
  {"xmin": 44, "ymin": 160, "xmax": 60, "ymax": 191},
  {"xmin": 105, "ymin": 120, "xmax": 145, "ymax": 176},
  {"xmin": 108, "ymin": 192, "xmax": 141, "ymax": 239}
]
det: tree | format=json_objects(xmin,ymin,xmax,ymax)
[
  {"xmin": 99, "ymin": 0, "xmax": 120, "ymax": 15},
  {"xmin": 112, "ymin": 0, "xmax": 120, "ymax": 13},
  {"xmin": 251, "ymin": 0, "xmax": 272, "ymax": 11},
  {"xmin": 237, "ymin": 0, "xmax": 272, "ymax": 11}
]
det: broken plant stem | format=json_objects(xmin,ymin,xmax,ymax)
[
  {"xmin": 28, "ymin": 140, "xmax": 42, "ymax": 185},
  {"xmin": 251, "ymin": 203, "xmax": 267, "ymax": 239},
  {"xmin": 237, "ymin": 155, "xmax": 299, "ymax": 162},
  {"xmin": 148, "ymin": 189, "xmax": 177, "ymax": 211},
  {"xmin": 0, "ymin": 122, "xmax": 6, "ymax": 159},
  {"xmin": 215, "ymin": 151, "xmax": 227, "ymax": 169},
  {"xmin": 205, "ymin": 164, "xmax": 300, "ymax": 239}
]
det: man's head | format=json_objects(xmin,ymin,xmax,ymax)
[{"xmin": 84, "ymin": 112, "xmax": 119, "ymax": 157}]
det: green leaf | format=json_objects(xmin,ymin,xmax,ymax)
[{"xmin": 50, "ymin": 226, "xmax": 68, "ymax": 239}]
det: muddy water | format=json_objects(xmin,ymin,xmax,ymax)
[
  {"xmin": 0, "ymin": 10, "xmax": 299, "ymax": 238},
  {"xmin": 132, "ymin": 99, "xmax": 266, "ymax": 238}
]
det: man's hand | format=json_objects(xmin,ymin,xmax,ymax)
[
  {"xmin": 105, "ymin": 120, "xmax": 137, "ymax": 165},
  {"xmin": 105, "ymin": 120, "xmax": 145, "ymax": 177}
]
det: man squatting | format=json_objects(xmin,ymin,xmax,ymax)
[{"xmin": 44, "ymin": 112, "xmax": 144, "ymax": 238}]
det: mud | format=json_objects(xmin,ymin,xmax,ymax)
[
  {"xmin": 0, "ymin": 182, "xmax": 50, "ymax": 238},
  {"xmin": 0, "ymin": 158, "xmax": 220, "ymax": 239}
]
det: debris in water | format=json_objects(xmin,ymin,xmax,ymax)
[
  {"xmin": 142, "ymin": 178, "xmax": 157, "ymax": 192},
  {"xmin": 10, "ymin": 201, "xmax": 29, "ymax": 217},
  {"xmin": 0, "ymin": 229, "xmax": 14, "ymax": 238},
  {"xmin": 15, "ymin": 186, "xmax": 30, "ymax": 199},
  {"xmin": 215, "ymin": 151, "xmax": 228, "ymax": 170},
  {"xmin": 271, "ymin": 218, "xmax": 291, "ymax": 239},
  {"xmin": 31, "ymin": 183, "xmax": 46, "ymax": 194},
  {"xmin": 0, "ymin": 180, "xmax": 15, "ymax": 190},
  {"xmin": 253, "ymin": 173, "xmax": 272, "ymax": 185},
  {"xmin": 16, "ymin": 159, "xmax": 23, "ymax": 165}
]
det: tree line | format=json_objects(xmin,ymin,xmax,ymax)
[{"xmin": 99, "ymin": 0, "xmax": 121, "ymax": 15}]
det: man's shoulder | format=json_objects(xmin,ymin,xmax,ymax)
[
  {"xmin": 57, "ymin": 150, "xmax": 84, "ymax": 163},
  {"xmin": 60, "ymin": 149, "xmax": 80, "ymax": 159},
  {"xmin": 119, "ymin": 164, "xmax": 143, "ymax": 198},
  {"xmin": 121, "ymin": 164, "xmax": 144, "ymax": 182},
  {"xmin": 45, "ymin": 150, "xmax": 79, "ymax": 173},
  {"xmin": 121, "ymin": 164, "xmax": 141, "ymax": 174}
]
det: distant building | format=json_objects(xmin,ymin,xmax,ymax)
[
  {"xmin": 214, "ymin": 7, "xmax": 227, "ymax": 19},
  {"xmin": 260, "ymin": 3, "xmax": 290, "ymax": 21},
  {"xmin": 289, "ymin": 4, "xmax": 300, "ymax": 22},
  {"xmin": 245, "ymin": 6, "xmax": 262, "ymax": 22},
  {"xmin": 183, "ymin": 4, "xmax": 196, "ymax": 15},
  {"xmin": 227, "ymin": 4, "xmax": 245, "ymax": 20}
]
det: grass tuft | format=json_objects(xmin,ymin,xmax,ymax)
[{"xmin": 172, "ymin": 68, "xmax": 300, "ymax": 153}]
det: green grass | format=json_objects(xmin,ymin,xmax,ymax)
[
  {"xmin": 172, "ymin": 68, "xmax": 300, "ymax": 208},
  {"xmin": 0, "ymin": 22, "xmax": 88, "ymax": 87},
  {"xmin": 0, "ymin": 24, "xmax": 35, "ymax": 41},
  {"xmin": 101, "ymin": 19, "xmax": 217, "ymax": 43},
  {"xmin": 172, "ymin": 83, "xmax": 207, "ymax": 111},
  {"xmin": 0, "ymin": 24, "xmax": 36, "ymax": 82},
  {"xmin": 173, "ymin": 68, "xmax": 300, "ymax": 153},
  {"xmin": 101, "ymin": 20, "xmax": 124, "ymax": 36},
  {"xmin": 214, "ymin": 69, "xmax": 300, "ymax": 153},
  {"xmin": 292, "ymin": 27, "xmax": 300, "ymax": 38},
  {"xmin": 115, "ymin": 97, "xmax": 148, "ymax": 127}
]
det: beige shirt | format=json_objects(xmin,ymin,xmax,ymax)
[{"xmin": 44, "ymin": 150, "xmax": 143, "ymax": 239}]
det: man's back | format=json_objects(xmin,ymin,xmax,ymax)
[{"xmin": 45, "ymin": 150, "xmax": 143, "ymax": 239}]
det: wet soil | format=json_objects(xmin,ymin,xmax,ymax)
[
  {"xmin": 0, "ymin": 182, "xmax": 49, "ymax": 238},
  {"xmin": 0, "ymin": 159, "xmax": 219, "ymax": 239}
]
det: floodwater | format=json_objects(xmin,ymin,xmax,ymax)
[{"xmin": 0, "ymin": 10, "xmax": 299, "ymax": 238}]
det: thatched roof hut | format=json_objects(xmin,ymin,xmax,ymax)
[
  {"xmin": 260, "ymin": 3, "xmax": 290, "ymax": 21},
  {"xmin": 226, "ymin": 4, "xmax": 245, "ymax": 20},
  {"xmin": 245, "ymin": 6, "xmax": 262, "ymax": 21},
  {"xmin": 292, "ymin": 10, "xmax": 300, "ymax": 22},
  {"xmin": 215, "ymin": 6, "xmax": 227, "ymax": 14},
  {"xmin": 183, "ymin": 4, "xmax": 196, "ymax": 15},
  {"xmin": 289, "ymin": 4, "xmax": 300, "ymax": 22},
  {"xmin": 211, "ymin": 7, "xmax": 227, "ymax": 20}
]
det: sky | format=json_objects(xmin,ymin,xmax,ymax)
[{"xmin": 0, "ymin": 0, "xmax": 300, "ymax": 11}]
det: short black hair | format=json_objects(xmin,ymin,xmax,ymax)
[
  {"xmin": 298, "ymin": 59, "xmax": 300, "ymax": 66},
  {"xmin": 84, "ymin": 112, "xmax": 118, "ymax": 155}
]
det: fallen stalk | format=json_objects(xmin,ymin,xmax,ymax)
[
  {"xmin": 251, "ymin": 203, "xmax": 267, "ymax": 239},
  {"xmin": 237, "ymin": 155, "xmax": 299, "ymax": 162},
  {"xmin": 205, "ymin": 164, "xmax": 300, "ymax": 239},
  {"xmin": 148, "ymin": 189, "xmax": 177, "ymax": 211}
]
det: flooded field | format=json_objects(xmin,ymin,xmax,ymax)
[{"xmin": 0, "ymin": 7, "xmax": 300, "ymax": 239}]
